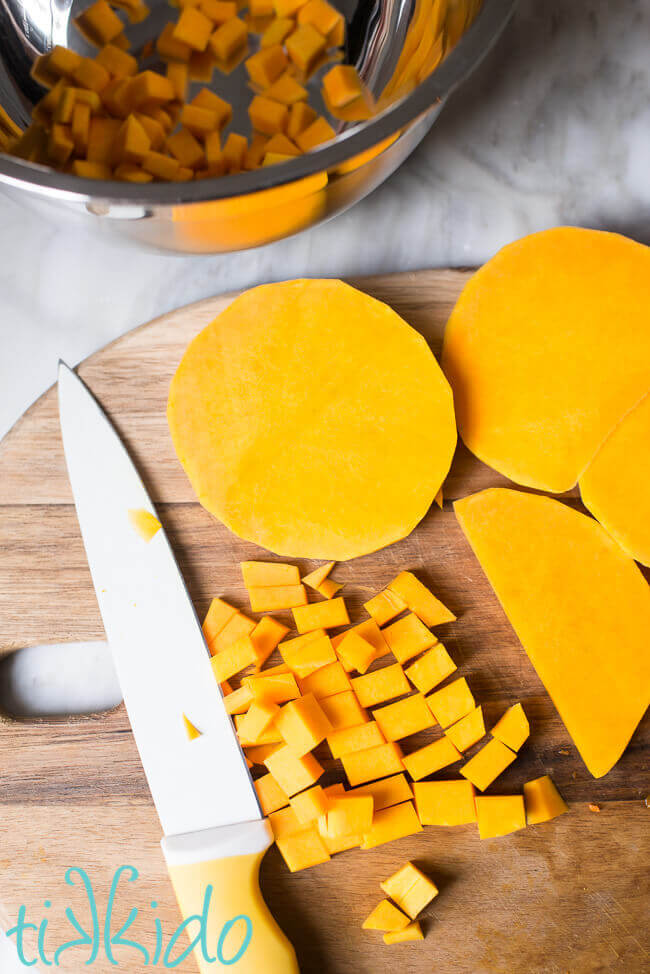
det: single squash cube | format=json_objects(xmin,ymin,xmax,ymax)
[
  {"xmin": 287, "ymin": 101, "xmax": 317, "ymax": 140},
  {"xmin": 336, "ymin": 631, "xmax": 376, "ymax": 674},
  {"xmin": 192, "ymin": 87, "xmax": 232, "ymax": 128},
  {"xmin": 234, "ymin": 713, "xmax": 282, "ymax": 746},
  {"xmin": 524, "ymin": 775, "xmax": 569, "ymax": 825},
  {"xmin": 380, "ymin": 862, "xmax": 438, "ymax": 919},
  {"xmin": 199, "ymin": 0, "xmax": 237, "ymax": 22},
  {"xmin": 248, "ymin": 583, "xmax": 308, "ymax": 612},
  {"xmin": 295, "ymin": 115, "xmax": 335, "ymax": 151},
  {"xmin": 209, "ymin": 16, "xmax": 248, "ymax": 60},
  {"xmin": 362, "ymin": 899, "xmax": 410, "ymax": 932},
  {"xmin": 241, "ymin": 560, "xmax": 300, "ymax": 587},
  {"xmin": 75, "ymin": 0, "xmax": 124, "ymax": 47},
  {"xmin": 95, "ymin": 43, "xmax": 138, "ymax": 78},
  {"xmin": 268, "ymin": 804, "xmax": 303, "ymax": 838},
  {"xmin": 245, "ymin": 44, "xmax": 288, "ymax": 88},
  {"xmin": 290, "ymin": 784, "xmax": 329, "ymax": 824},
  {"xmin": 293, "ymin": 596, "xmax": 349, "ymax": 633},
  {"xmin": 209, "ymin": 609, "xmax": 257, "ymax": 653},
  {"xmin": 383, "ymin": 613, "xmax": 437, "ymax": 665},
  {"xmin": 342, "ymin": 742, "xmax": 404, "ymax": 787},
  {"xmin": 223, "ymin": 683, "xmax": 253, "ymax": 714},
  {"xmin": 286, "ymin": 23, "xmax": 326, "ymax": 74},
  {"xmin": 405, "ymin": 642, "xmax": 457, "ymax": 694},
  {"xmin": 413, "ymin": 779, "xmax": 477, "ymax": 826},
  {"xmin": 180, "ymin": 103, "xmax": 219, "ymax": 138},
  {"xmin": 128, "ymin": 70, "xmax": 176, "ymax": 108},
  {"xmin": 251, "ymin": 615, "xmax": 289, "ymax": 668},
  {"xmin": 275, "ymin": 693, "xmax": 332, "ymax": 755},
  {"xmin": 298, "ymin": 0, "xmax": 344, "ymax": 43},
  {"xmin": 351, "ymin": 663, "xmax": 410, "ymax": 708},
  {"xmin": 445, "ymin": 706, "xmax": 486, "ymax": 752},
  {"xmin": 276, "ymin": 828, "xmax": 330, "ymax": 871},
  {"xmin": 332, "ymin": 619, "xmax": 390, "ymax": 666},
  {"xmin": 387, "ymin": 571, "xmax": 456, "ymax": 627},
  {"xmin": 348, "ymin": 773, "xmax": 413, "ymax": 811},
  {"xmin": 372, "ymin": 693, "xmax": 436, "ymax": 742},
  {"xmin": 281, "ymin": 632, "xmax": 336, "ymax": 678},
  {"xmin": 361, "ymin": 800, "xmax": 422, "ymax": 849},
  {"xmin": 274, "ymin": 0, "xmax": 308, "ymax": 15},
  {"xmin": 317, "ymin": 816, "xmax": 362, "ymax": 854},
  {"xmin": 236, "ymin": 700, "xmax": 279, "ymax": 745},
  {"xmin": 173, "ymin": 7, "xmax": 214, "ymax": 51},
  {"xmin": 157, "ymin": 22, "xmax": 193, "ymax": 61},
  {"xmin": 210, "ymin": 633, "xmax": 257, "ymax": 683},
  {"xmin": 363, "ymin": 588, "xmax": 406, "ymax": 627},
  {"xmin": 491, "ymin": 703, "xmax": 530, "ymax": 751},
  {"xmin": 327, "ymin": 795, "xmax": 373, "ymax": 837},
  {"xmin": 254, "ymin": 771, "xmax": 289, "ymax": 815},
  {"xmin": 73, "ymin": 57, "xmax": 111, "ymax": 93},
  {"xmin": 322, "ymin": 64, "xmax": 363, "ymax": 108},
  {"xmin": 319, "ymin": 690, "xmax": 367, "ymax": 730},
  {"xmin": 264, "ymin": 743, "xmax": 324, "ymax": 796},
  {"xmin": 112, "ymin": 114, "xmax": 150, "ymax": 165},
  {"xmin": 383, "ymin": 921, "xmax": 424, "ymax": 944},
  {"xmin": 243, "ymin": 671, "xmax": 300, "ymax": 704},
  {"xmin": 426, "ymin": 677, "xmax": 475, "ymax": 728},
  {"xmin": 475, "ymin": 795, "xmax": 526, "ymax": 839},
  {"xmin": 298, "ymin": 660, "xmax": 350, "ymax": 698},
  {"xmin": 327, "ymin": 720, "xmax": 385, "ymax": 758},
  {"xmin": 460, "ymin": 738, "xmax": 517, "ymax": 792},
  {"xmin": 403, "ymin": 735, "xmax": 461, "ymax": 781},
  {"xmin": 261, "ymin": 16, "xmax": 295, "ymax": 48},
  {"xmin": 245, "ymin": 742, "xmax": 279, "ymax": 765}
]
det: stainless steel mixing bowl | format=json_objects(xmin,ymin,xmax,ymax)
[{"xmin": 0, "ymin": 0, "xmax": 516, "ymax": 253}]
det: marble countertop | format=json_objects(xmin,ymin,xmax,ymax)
[{"xmin": 1, "ymin": 0, "xmax": 649, "ymax": 717}]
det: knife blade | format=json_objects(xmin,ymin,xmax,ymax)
[{"xmin": 58, "ymin": 362, "xmax": 298, "ymax": 974}]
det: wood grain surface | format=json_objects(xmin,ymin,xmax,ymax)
[{"xmin": 0, "ymin": 269, "xmax": 648, "ymax": 974}]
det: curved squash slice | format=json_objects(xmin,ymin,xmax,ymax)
[
  {"xmin": 168, "ymin": 279, "xmax": 456, "ymax": 560},
  {"xmin": 579, "ymin": 391, "xmax": 650, "ymax": 567},
  {"xmin": 454, "ymin": 488, "xmax": 650, "ymax": 779},
  {"xmin": 442, "ymin": 228, "xmax": 650, "ymax": 492}
]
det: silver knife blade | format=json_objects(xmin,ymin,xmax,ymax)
[{"xmin": 58, "ymin": 362, "xmax": 261, "ymax": 837}]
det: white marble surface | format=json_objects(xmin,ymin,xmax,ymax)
[{"xmin": 1, "ymin": 0, "xmax": 649, "ymax": 714}]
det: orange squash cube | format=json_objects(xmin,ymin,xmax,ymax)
[
  {"xmin": 383, "ymin": 612, "xmax": 436, "ymax": 664},
  {"xmin": 336, "ymin": 631, "xmax": 375, "ymax": 674},
  {"xmin": 405, "ymin": 642, "xmax": 456, "ymax": 694},
  {"xmin": 319, "ymin": 690, "xmax": 367, "ymax": 730},
  {"xmin": 341, "ymin": 742, "xmax": 403, "ymax": 786},
  {"xmin": 363, "ymin": 588, "xmax": 406, "ymax": 626},
  {"xmin": 254, "ymin": 771, "xmax": 288, "ymax": 815},
  {"xmin": 327, "ymin": 794, "xmax": 373, "ymax": 838},
  {"xmin": 75, "ymin": 0, "xmax": 124, "ymax": 47},
  {"xmin": 475, "ymin": 795, "xmax": 526, "ymax": 839},
  {"xmin": 261, "ymin": 16, "xmax": 295, "ymax": 48},
  {"xmin": 112, "ymin": 114, "xmax": 150, "ymax": 165},
  {"xmin": 301, "ymin": 561, "xmax": 335, "ymax": 590},
  {"xmin": 316, "ymin": 577, "xmax": 341, "ymax": 598},
  {"xmin": 524, "ymin": 775, "xmax": 569, "ymax": 825},
  {"xmin": 234, "ymin": 713, "xmax": 282, "ymax": 746},
  {"xmin": 241, "ymin": 560, "xmax": 300, "ymax": 586},
  {"xmin": 223, "ymin": 683, "xmax": 253, "ymax": 714},
  {"xmin": 129, "ymin": 70, "xmax": 175, "ymax": 108},
  {"xmin": 209, "ymin": 16, "xmax": 248, "ymax": 60},
  {"xmin": 248, "ymin": 583, "xmax": 307, "ymax": 613},
  {"xmin": 491, "ymin": 702, "xmax": 530, "ymax": 751},
  {"xmin": 199, "ymin": 0, "xmax": 237, "ymax": 22},
  {"xmin": 362, "ymin": 899, "xmax": 410, "ymax": 932},
  {"xmin": 293, "ymin": 596, "xmax": 349, "ymax": 633},
  {"xmin": 298, "ymin": 660, "xmax": 351, "ymax": 698},
  {"xmin": 322, "ymin": 64, "xmax": 363, "ymax": 108},
  {"xmin": 332, "ymin": 619, "xmax": 390, "ymax": 666},
  {"xmin": 281, "ymin": 632, "xmax": 336, "ymax": 678},
  {"xmin": 74, "ymin": 159, "xmax": 111, "ymax": 181},
  {"xmin": 264, "ymin": 743, "xmax": 324, "ymax": 795},
  {"xmin": 327, "ymin": 720, "xmax": 384, "ymax": 758},
  {"xmin": 295, "ymin": 114, "xmax": 335, "ymax": 151},
  {"xmin": 387, "ymin": 571, "xmax": 456, "ymax": 628},
  {"xmin": 413, "ymin": 779, "xmax": 477, "ymax": 826},
  {"xmin": 96, "ymin": 43, "xmax": 138, "ymax": 78},
  {"xmin": 351, "ymin": 662, "xmax": 410, "ymax": 708},
  {"xmin": 274, "ymin": 0, "xmax": 307, "ymax": 15},
  {"xmin": 383, "ymin": 921, "xmax": 424, "ymax": 944},
  {"xmin": 157, "ymin": 22, "xmax": 193, "ymax": 61},
  {"xmin": 86, "ymin": 116, "xmax": 121, "ymax": 162},
  {"xmin": 268, "ymin": 804, "xmax": 303, "ymax": 838},
  {"xmin": 285, "ymin": 23, "xmax": 326, "ymax": 73},
  {"xmin": 243, "ymin": 671, "xmax": 300, "ymax": 705},
  {"xmin": 287, "ymin": 100, "xmax": 317, "ymax": 140},
  {"xmin": 402, "ymin": 736, "xmax": 461, "ymax": 781},
  {"xmin": 236, "ymin": 700, "xmax": 279, "ymax": 744},
  {"xmin": 297, "ymin": 0, "xmax": 343, "ymax": 39},
  {"xmin": 173, "ymin": 7, "xmax": 214, "ymax": 51},
  {"xmin": 245, "ymin": 44, "xmax": 288, "ymax": 88},
  {"xmin": 460, "ymin": 738, "xmax": 516, "ymax": 792},
  {"xmin": 276, "ymin": 827, "xmax": 330, "ymax": 871},
  {"xmin": 275, "ymin": 693, "xmax": 332, "ymax": 755},
  {"xmin": 360, "ymin": 800, "xmax": 422, "ymax": 849},
  {"xmin": 289, "ymin": 784, "xmax": 328, "ymax": 824},
  {"xmin": 73, "ymin": 57, "xmax": 111, "ymax": 94},
  {"xmin": 192, "ymin": 87, "xmax": 233, "ymax": 128},
  {"xmin": 207, "ymin": 609, "xmax": 256, "ymax": 655},
  {"xmin": 279, "ymin": 629, "xmax": 325, "ymax": 654},
  {"xmin": 445, "ymin": 705, "xmax": 485, "ymax": 752},
  {"xmin": 372, "ymin": 693, "xmax": 436, "ymax": 742},
  {"xmin": 251, "ymin": 615, "xmax": 289, "ymax": 667},
  {"xmin": 426, "ymin": 677, "xmax": 475, "ymax": 728},
  {"xmin": 244, "ymin": 742, "xmax": 279, "ymax": 765},
  {"xmin": 380, "ymin": 861, "xmax": 438, "ymax": 919},
  {"xmin": 264, "ymin": 133, "xmax": 301, "ymax": 156},
  {"xmin": 248, "ymin": 94, "xmax": 288, "ymax": 135},
  {"xmin": 167, "ymin": 61, "xmax": 189, "ymax": 101},
  {"xmin": 348, "ymin": 773, "xmax": 412, "ymax": 810}
]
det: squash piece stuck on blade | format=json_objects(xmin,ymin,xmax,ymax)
[
  {"xmin": 579, "ymin": 391, "xmax": 650, "ymax": 566},
  {"xmin": 454, "ymin": 488, "xmax": 650, "ymax": 778},
  {"xmin": 426, "ymin": 677, "xmax": 474, "ymax": 729},
  {"xmin": 342, "ymin": 742, "xmax": 404, "ymax": 787},
  {"xmin": 475, "ymin": 795, "xmax": 526, "ymax": 839},
  {"xmin": 182, "ymin": 714, "xmax": 201, "ymax": 740},
  {"xmin": 524, "ymin": 775, "xmax": 569, "ymax": 825},
  {"xmin": 264, "ymin": 743, "xmax": 324, "ymax": 795},
  {"xmin": 128, "ymin": 508, "xmax": 161, "ymax": 542},
  {"xmin": 293, "ymin": 596, "xmax": 349, "ymax": 632},
  {"xmin": 275, "ymin": 693, "xmax": 332, "ymax": 755},
  {"xmin": 413, "ymin": 779, "xmax": 477, "ymax": 826},
  {"xmin": 254, "ymin": 772, "xmax": 288, "ymax": 815},
  {"xmin": 351, "ymin": 663, "xmax": 410, "ymax": 709},
  {"xmin": 387, "ymin": 571, "xmax": 456, "ymax": 627},
  {"xmin": 276, "ymin": 828, "xmax": 330, "ymax": 871},
  {"xmin": 442, "ymin": 228, "xmax": 650, "ymax": 493},
  {"xmin": 168, "ymin": 281, "xmax": 456, "ymax": 560},
  {"xmin": 445, "ymin": 706, "xmax": 485, "ymax": 752},
  {"xmin": 380, "ymin": 862, "xmax": 438, "ymax": 919},
  {"xmin": 491, "ymin": 703, "xmax": 529, "ymax": 751},
  {"xmin": 402, "ymin": 736, "xmax": 461, "ymax": 781},
  {"xmin": 383, "ymin": 613, "xmax": 436, "ymax": 664},
  {"xmin": 405, "ymin": 642, "xmax": 456, "ymax": 694},
  {"xmin": 362, "ymin": 900, "xmax": 410, "ymax": 932},
  {"xmin": 372, "ymin": 693, "xmax": 436, "ymax": 742},
  {"xmin": 383, "ymin": 922, "xmax": 424, "ymax": 945},
  {"xmin": 460, "ymin": 738, "xmax": 516, "ymax": 792},
  {"xmin": 361, "ymin": 800, "xmax": 422, "ymax": 849}
]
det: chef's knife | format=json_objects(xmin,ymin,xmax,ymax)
[{"xmin": 58, "ymin": 363, "xmax": 298, "ymax": 974}]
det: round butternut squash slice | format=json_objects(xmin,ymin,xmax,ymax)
[
  {"xmin": 168, "ymin": 280, "xmax": 456, "ymax": 560},
  {"xmin": 579, "ymin": 391, "xmax": 650, "ymax": 566},
  {"xmin": 442, "ymin": 228, "xmax": 650, "ymax": 493}
]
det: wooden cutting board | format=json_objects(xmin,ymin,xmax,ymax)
[{"xmin": 0, "ymin": 270, "xmax": 648, "ymax": 974}]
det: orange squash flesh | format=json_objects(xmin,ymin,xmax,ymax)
[
  {"xmin": 455, "ymin": 488, "xmax": 650, "ymax": 778},
  {"xmin": 168, "ymin": 280, "xmax": 456, "ymax": 560},
  {"xmin": 442, "ymin": 228, "xmax": 650, "ymax": 493}
]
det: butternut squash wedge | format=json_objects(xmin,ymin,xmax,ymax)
[
  {"xmin": 579, "ymin": 391, "xmax": 650, "ymax": 566},
  {"xmin": 455, "ymin": 488, "xmax": 650, "ymax": 778},
  {"xmin": 442, "ymin": 228, "xmax": 650, "ymax": 492},
  {"xmin": 168, "ymin": 280, "xmax": 456, "ymax": 559}
]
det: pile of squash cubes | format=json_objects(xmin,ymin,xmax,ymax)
[
  {"xmin": 0, "ymin": 0, "xmax": 371, "ymax": 180},
  {"xmin": 204, "ymin": 562, "xmax": 568, "ymax": 943}
]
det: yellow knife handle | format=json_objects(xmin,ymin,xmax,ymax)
[{"xmin": 162, "ymin": 819, "xmax": 299, "ymax": 973}]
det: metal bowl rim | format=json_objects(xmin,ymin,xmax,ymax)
[{"xmin": 0, "ymin": 0, "xmax": 517, "ymax": 205}]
